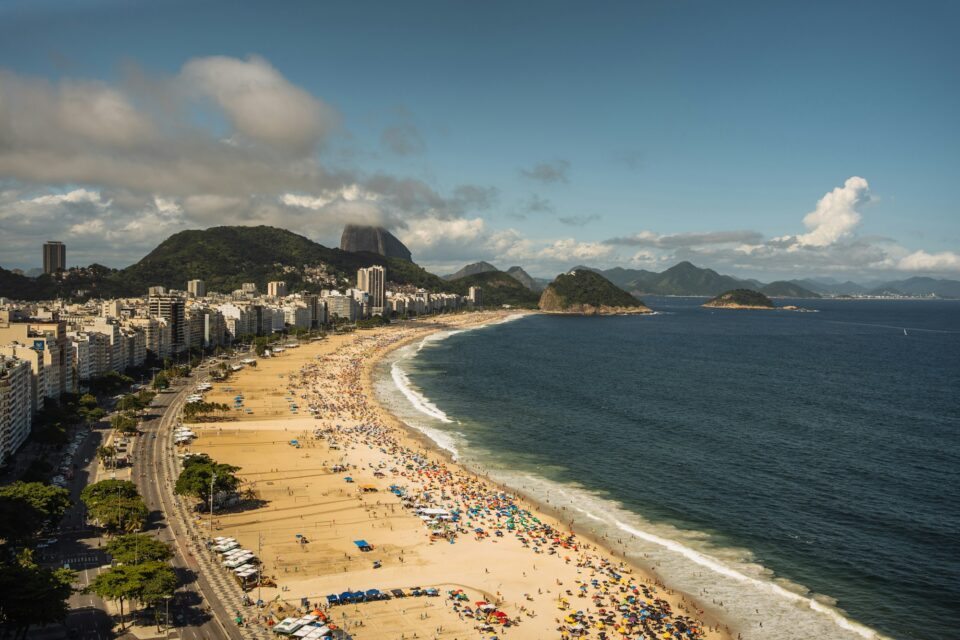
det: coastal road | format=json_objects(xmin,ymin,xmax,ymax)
[{"xmin": 135, "ymin": 368, "xmax": 259, "ymax": 640}]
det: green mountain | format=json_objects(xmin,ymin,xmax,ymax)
[
  {"xmin": 445, "ymin": 261, "xmax": 500, "ymax": 281},
  {"xmin": 759, "ymin": 281, "xmax": 821, "ymax": 298},
  {"xmin": 643, "ymin": 261, "xmax": 746, "ymax": 296},
  {"xmin": 703, "ymin": 289, "xmax": 774, "ymax": 308},
  {"xmin": 118, "ymin": 226, "xmax": 453, "ymax": 294},
  {"xmin": 505, "ymin": 266, "xmax": 543, "ymax": 292},
  {"xmin": 0, "ymin": 226, "xmax": 453, "ymax": 300},
  {"xmin": 539, "ymin": 269, "xmax": 651, "ymax": 314},
  {"xmin": 0, "ymin": 267, "xmax": 52, "ymax": 300},
  {"xmin": 449, "ymin": 271, "xmax": 540, "ymax": 308},
  {"xmin": 582, "ymin": 266, "xmax": 658, "ymax": 292}
]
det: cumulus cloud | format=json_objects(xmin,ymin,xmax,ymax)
[
  {"xmin": 897, "ymin": 250, "xmax": 960, "ymax": 272},
  {"xmin": 785, "ymin": 176, "xmax": 871, "ymax": 247},
  {"xmin": 520, "ymin": 160, "xmax": 570, "ymax": 184},
  {"xmin": 0, "ymin": 188, "xmax": 187, "ymax": 267},
  {"xmin": 0, "ymin": 57, "xmax": 511, "ymax": 268},
  {"xmin": 180, "ymin": 55, "xmax": 338, "ymax": 154}
]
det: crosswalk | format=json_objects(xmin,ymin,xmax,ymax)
[{"xmin": 61, "ymin": 554, "xmax": 104, "ymax": 568}]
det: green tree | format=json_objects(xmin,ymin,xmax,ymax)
[
  {"xmin": 0, "ymin": 482, "xmax": 71, "ymax": 546},
  {"xmin": 105, "ymin": 534, "xmax": 172, "ymax": 565},
  {"xmin": 134, "ymin": 562, "xmax": 178, "ymax": 631},
  {"xmin": 110, "ymin": 412, "xmax": 139, "ymax": 434},
  {"xmin": 0, "ymin": 550, "xmax": 75, "ymax": 636},
  {"xmin": 96, "ymin": 445, "xmax": 116, "ymax": 469},
  {"xmin": 87, "ymin": 561, "xmax": 178, "ymax": 631},
  {"xmin": 116, "ymin": 394, "xmax": 144, "ymax": 412},
  {"xmin": 80, "ymin": 480, "xmax": 147, "ymax": 533},
  {"xmin": 0, "ymin": 481, "xmax": 71, "ymax": 522},
  {"xmin": 174, "ymin": 460, "xmax": 241, "ymax": 505},
  {"xmin": 79, "ymin": 393, "xmax": 98, "ymax": 409},
  {"xmin": 88, "ymin": 565, "xmax": 139, "ymax": 629},
  {"xmin": 152, "ymin": 372, "xmax": 169, "ymax": 390}
]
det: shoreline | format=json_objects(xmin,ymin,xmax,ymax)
[
  {"xmin": 361, "ymin": 313, "xmax": 735, "ymax": 638},
  {"xmin": 188, "ymin": 310, "xmax": 733, "ymax": 639}
]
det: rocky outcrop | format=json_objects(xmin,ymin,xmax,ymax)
[
  {"xmin": 702, "ymin": 289, "xmax": 775, "ymax": 309},
  {"xmin": 538, "ymin": 271, "xmax": 653, "ymax": 315},
  {"xmin": 339, "ymin": 225, "xmax": 413, "ymax": 262}
]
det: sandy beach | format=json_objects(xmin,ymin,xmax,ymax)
[{"xmin": 184, "ymin": 311, "xmax": 731, "ymax": 640}]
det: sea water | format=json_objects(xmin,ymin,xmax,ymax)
[{"xmin": 372, "ymin": 299, "xmax": 960, "ymax": 640}]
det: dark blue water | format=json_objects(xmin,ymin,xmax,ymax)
[{"xmin": 396, "ymin": 299, "xmax": 960, "ymax": 640}]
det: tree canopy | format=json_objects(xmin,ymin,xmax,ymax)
[
  {"xmin": 0, "ymin": 550, "xmax": 74, "ymax": 634},
  {"xmin": 88, "ymin": 561, "xmax": 177, "ymax": 629},
  {"xmin": 0, "ymin": 482, "xmax": 71, "ymax": 546},
  {"xmin": 80, "ymin": 480, "xmax": 147, "ymax": 532},
  {"xmin": 174, "ymin": 459, "xmax": 241, "ymax": 504},
  {"xmin": 105, "ymin": 534, "xmax": 172, "ymax": 565}
]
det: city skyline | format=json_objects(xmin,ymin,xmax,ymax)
[{"xmin": 0, "ymin": 0, "xmax": 958, "ymax": 280}]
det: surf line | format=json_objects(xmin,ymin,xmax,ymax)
[{"xmin": 610, "ymin": 518, "xmax": 887, "ymax": 639}]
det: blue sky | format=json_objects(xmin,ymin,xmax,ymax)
[{"xmin": 0, "ymin": 0, "xmax": 957, "ymax": 279}]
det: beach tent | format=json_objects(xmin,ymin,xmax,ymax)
[
  {"xmin": 364, "ymin": 589, "xmax": 381, "ymax": 599},
  {"xmin": 353, "ymin": 540, "xmax": 372, "ymax": 552},
  {"xmin": 273, "ymin": 617, "xmax": 304, "ymax": 635},
  {"xmin": 326, "ymin": 594, "xmax": 339, "ymax": 605}
]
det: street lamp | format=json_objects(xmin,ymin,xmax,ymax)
[
  {"xmin": 163, "ymin": 594, "xmax": 173, "ymax": 635},
  {"xmin": 209, "ymin": 472, "xmax": 217, "ymax": 534}
]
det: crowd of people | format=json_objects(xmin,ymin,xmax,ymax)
[{"xmin": 221, "ymin": 320, "xmax": 720, "ymax": 639}]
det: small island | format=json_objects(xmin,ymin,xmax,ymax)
[
  {"xmin": 702, "ymin": 289, "xmax": 775, "ymax": 309},
  {"xmin": 539, "ymin": 269, "xmax": 653, "ymax": 315}
]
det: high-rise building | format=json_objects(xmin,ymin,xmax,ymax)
[
  {"xmin": 357, "ymin": 265, "xmax": 386, "ymax": 315},
  {"xmin": 148, "ymin": 295, "xmax": 186, "ymax": 354},
  {"xmin": 187, "ymin": 279, "xmax": 206, "ymax": 298},
  {"xmin": 43, "ymin": 241, "xmax": 66, "ymax": 274},
  {"xmin": 267, "ymin": 281, "xmax": 287, "ymax": 298},
  {"xmin": 468, "ymin": 286, "xmax": 483, "ymax": 307},
  {"xmin": 241, "ymin": 283, "xmax": 258, "ymax": 295},
  {"xmin": 0, "ymin": 355, "xmax": 32, "ymax": 465},
  {"xmin": 0, "ymin": 311, "xmax": 73, "ymax": 399}
]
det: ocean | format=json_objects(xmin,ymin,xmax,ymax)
[{"xmin": 372, "ymin": 298, "xmax": 960, "ymax": 640}]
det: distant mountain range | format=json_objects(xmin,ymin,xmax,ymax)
[
  {"xmin": 575, "ymin": 262, "xmax": 820, "ymax": 298},
  {"xmin": 445, "ymin": 262, "xmax": 548, "ymax": 292},
  {"xmin": 567, "ymin": 263, "xmax": 960, "ymax": 299},
  {"xmin": 790, "ymin": 276, "xmax": 960, "ymax": 298},
  {"xmin": 3, "ymin": 225, "xmax": 959, "ymax": 302}
]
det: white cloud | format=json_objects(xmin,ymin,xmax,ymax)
[
  {"xmin": 791, "ymin": 176, "xmax": 871, "ymax": 247},
  {"xmin": 28, "ymin": 188, "xmax": 109, "ymax": 207},
  {"xmin": 179, "ymin": 55, "xmax": 338, "ymax": 155},
  {"xmin": 897, "ymin": 250, "xmax": 960, "ymax": 272},
  {"xmin": 400, "ymin": 217, "xmax": 487, "ymax": 253},
  {"xmin": 605, "ymin": 230, "xmax": 763, "ymax": 248},
  {"xmin": 536, "ymin": 238, "xmax": 616, "ymax": 263},
  {"xmin": 57, "ymin": 81, "xmax": 156, "ymax": 148}
]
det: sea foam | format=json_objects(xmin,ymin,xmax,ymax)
[{"xmin": 483, "ymin": 470, "xmax": 890, "ymax": 640}]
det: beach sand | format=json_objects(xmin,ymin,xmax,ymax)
[{"xmin": 186, "ymin": 312, "xmax": 732, "ymax": 640}]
